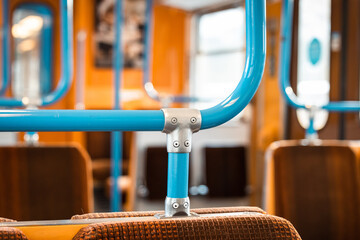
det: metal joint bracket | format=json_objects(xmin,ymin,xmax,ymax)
[
  {"xmin": 154, "ymin": 197, "xmax": 199, "ymax": 219},
  {"xmin": 161, "ymin": 108, "xmax": 201, "ymax": 153}
]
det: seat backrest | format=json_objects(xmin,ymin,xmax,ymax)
[
  {"xmin": 72, "ymin": 207, "xmax": 301, "ymax": 240},
  {"xmin": 264, "ymin": 140, "xmax": 360, "ymax": 240},
  {"xmin": 0, "ymin": 144, "xmax": 93, "ymax": 221}
]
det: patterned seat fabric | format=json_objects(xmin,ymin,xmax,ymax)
[
  {"xmin": 73, "ymin": 214, "xmax": 301, "ymax": 240},
  {"xmin": 73, "ymin": 207, "xmax": 301, "ymax": 239},
  {"xmin": 72, "ymin": 206, "xmax": 265, "ymax": 219},
  {"xmin": 0, "ymin": 227, "xmax": 28, "ymax": 240}
]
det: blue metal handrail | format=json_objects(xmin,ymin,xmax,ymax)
[
  {"xmin": 0, "ymin": 0, "xmax": 73, "ymax": 107},
  {"xmin": 142, "ymin": 0, "xmax": 202, "ymax": 104},
  {"xmin": 0, "ymin": 0, "xmax": 266, "ymax": 133},
  {"xmin": 0, "ymin": 0, "xmax": 10, "ymax": 96},
  {"xmin": 280, "ymin": 0, "xmax": 360, "ymax": 112},
  {"xmin": 111, "ymin": 0, "xmax": 123, "ymax": 212}
]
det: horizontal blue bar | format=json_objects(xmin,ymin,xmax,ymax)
[
  {"xmin": 280, "ymin": 0, "xmax": 360, "ymax": 112},
  {"xmin": 167, "ymin": 153, "xmax": 189, "ymax": 198},
  {"xmin": 0, "ymin": 110, "xmax": 164, "ymax": 131}
]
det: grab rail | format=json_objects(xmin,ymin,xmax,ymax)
[
  {"xmin": 280, "ymin": 0, "xmax": 360, "ymax": 112},
  {"xmin": 0, "ymin": 0, "xmax": 265, "ymax": 216},
  {"xmin": 0, "ymin": 0, "xmax": 73, "ymax": 107},
  {"xmin": 0, "ymin": 0, "xmax": 265, "ymax": 131},
  {"xmin": 111, "ymin": 0, "xmax": 123, "ymax": 212}
]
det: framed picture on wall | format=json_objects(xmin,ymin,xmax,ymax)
[{"xmin": 94, "ymin": 0, "xmax": 145, "ymax": 68}]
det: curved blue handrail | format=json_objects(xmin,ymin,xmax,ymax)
[
  {"xmin": 200, "ymin": 0, "xmax": 266, "ymax": 129},
  {"xmin": 0, "ymin": 0, "xmax": 10, "ymax": 96},
  {"xmin": 142, "ymin": 0, "xmax": 202, "ymax": 104},
  {"xmin": 0, "ymin": 0, "xmax": 266, "ymax": 132},
  {"xmin": 0, "ymin": 0, "xmax": 73, "ymax": 107},
  {"xmin": 280, "ymin": 0, "xmax": 360, "ymax": 112}
]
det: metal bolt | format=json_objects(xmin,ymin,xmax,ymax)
[
  {"xmin": 173, "ymin": 141, "xmax": 180, "ymax": 148},
  {"xmin": 172, "ymin": 202, "xmax": 179, "ymax": 209},
  {"xmin": 171, "ymin": 117, "xmax": 178, "ymax": 124},
  {"xmin": 190, "ymin": 117, "xmax": 197, "ymax": 124},
  {"xmin": 184, "ymin": 140, "xmax": 190, "ymax": 147},
  {"xmin": 183, "ymin": 202, "xmax": 189, "ymax": 208}
]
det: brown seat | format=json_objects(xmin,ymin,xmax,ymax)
[
  {"xmin": 72, "ymin": 207, "xmax": 301, "ymax": 239},
  {"xmin": 264, "ymin": 140, "xmax": 360, "ymax": 240},
  {"xmin": 72, "ymin": 206, "xmax": 265, "ymax": 219},
  {"xmin": 0, "ymin": 217, "xmax": 28, "ymax": 240},
  {"xmin": 0, "ymin": 144, "xmax": 93, "ymax": 221},
  {"xmin": 0, "ymin": 227, "xmax": 28, "ymax": 240}
]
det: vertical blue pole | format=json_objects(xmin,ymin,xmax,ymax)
[
  {"xmin": 167, "ymin": 153, "xmax": 189, "ymax": 198},
  {"xmin": 111, "ymin": 0, "xmax": 123, "ymax": 212},
  {"xmin": 0, "ymin": 0, "xmax": 9, "ymax": 96},
  {"xmin": 305, "ymin": 113, "xmax": 317, "ymax": 138},
  {"xmin": 143, "ymin": 0, "xmax": 153, "ymax": 86}
]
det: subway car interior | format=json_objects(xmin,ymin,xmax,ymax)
[{"xmin": 0, "ymin": 0, "xmax": 359, "ymax": 239}]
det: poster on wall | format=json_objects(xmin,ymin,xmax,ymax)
[{"xmin": 94, "ymin": 0, "xmax": 145, "ymax": 68}]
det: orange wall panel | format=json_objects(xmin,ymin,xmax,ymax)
[{"xmin": 74, "ymin": 0, "xmax": 190, "ymax": 109}]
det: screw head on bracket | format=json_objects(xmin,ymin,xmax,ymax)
[
  {"xmin": 184, "ymin": 140, "xmax": 190, "ymax": 147},
  {"xmin": 173, "ymin": 141, "xmax": 180, "ymax": 148},
  {"xmin": 171, "ymin": 117, "xmax": 178, "ymax": 125},
  {"xmin": 190, "ymin": 117, "xmax": 197, "ymax": 124},
  {"xmin": 172, "ymin": 202, "xmax": 179, "ymax": 209}
]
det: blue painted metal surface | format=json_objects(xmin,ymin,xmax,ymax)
[
  {"xmin": 36, "ymin": 4, "xmax": 54, "ymax": 95},
  {"xmin": 305, "ymin": 115, "xmax": 316, "ymax": 137},
  {"xmin": 280, "ymin": 0, "xmax": 360, "ymax": 112},
  {"xmin": 167, "ymin": 153, "xmax": 189, "ymax": 198},
  {"xmin": 111, "ymin": 131, "xmax": 122, "ymax": 211},
  {"xmin": 0, "ymin": 0, "xmax": 266, "ymax": 133},
  {"xmin": 200, "ymin": 0, "xmax": 266, "ymax": 129},
  {"xmin": 111, "ymin": 0, "xmax": 123, "ymax": 212},
  {"xmin": 0, "ymin": 0, "xmax": 267, "ymax": 205},
  {"xmin": 0, "ymin": 110, "xmax": 165, "ymax": 131},
  {"xmin": 0, "ymin": 0, "xmax": 10, "ymax": 96},
  {"xmin": 0, "ymin": 0, "xmax": 73, "ymax": 107},
  {"xmin": 143, "ymin": 0, "xmax": 201, "ymax": 104}
]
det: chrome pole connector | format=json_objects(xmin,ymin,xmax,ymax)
[
  {"xmin": 161, "ymin": 108, "xmax": 201, "ymax": 153},
  {"xmin": 155, "ymin": 197, "xmax": 199, "ymax": 219}
]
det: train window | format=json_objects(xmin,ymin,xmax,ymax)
[
  {"xmin": 11, "ymin": 4, "xmax": 53, "ymax": 102},
  {"xmin": 190, "ymin": 6, "xmax": 246, "ymax": 110},
  {"xmin": 296, "ymin": 0, "xmax": 331, "ymax": 130}
]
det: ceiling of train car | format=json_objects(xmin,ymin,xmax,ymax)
[{"xmin": 159, "ymin": 0, "xmax": 241, "ymax": 11}]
